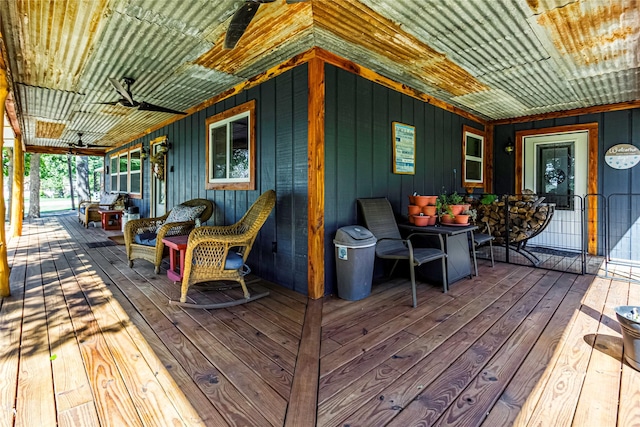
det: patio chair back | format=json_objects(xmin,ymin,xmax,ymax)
[{"xmin": 357, "ymin": 198, "xmax": 407, "ymax": 256}]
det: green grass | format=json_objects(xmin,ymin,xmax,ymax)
[{"xmin": 25, "ymin": 197, "xmax": 76, "ymax": 213}]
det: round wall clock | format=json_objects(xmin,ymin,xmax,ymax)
[{"xmin": 605, "ymin": 144, "xmax": 640, "ymax": 170}]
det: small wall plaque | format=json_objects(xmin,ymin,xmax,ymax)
[{"xmin": 605, "ymin": 144, "xmax": 640, "ymax": 170}]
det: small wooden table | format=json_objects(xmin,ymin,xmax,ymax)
[
  {"xmin": 98, "ymin": 209, "xmax": 122, "ymax": 231},
  {"xmin": 162, "ymin": 235, "xmax": 189, "ymax": 282}
]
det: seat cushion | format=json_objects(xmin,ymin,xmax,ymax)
[
  {"xmin": 99, "ymin": 192, "xmax": 119, "ymax": 206},
  {"xmin": 165, "ymin": 204, "xmax": 206, "ymax": 224},
  {"xmin": 474, "ymin": 233, "xmax": 494, "ymax": 245},
  {"xmin": 134, "ymin": 232, "xmax": 157, "ymax": 246},
  {"xmin": 379, "ymin": 246, "xmax": 445, "ymax": 265},
  {"xmin": 224, "ymin": 252, "xmax": 244, "ymax": 270}
]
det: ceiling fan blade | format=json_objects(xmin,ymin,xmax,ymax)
[
  {"xmin": 92, "ymin": 101, "xmax": 120, "ymax": 106},
  {"xmin": 224, "ymin": 2, "xmax": 261, "ymax": 49},
  {"xmin": 108, "ymin": 77, "xmax": 136, "ymax": 106},
  {"xmin": 138, "ymin": 102, "xmax": 186, "ymax": 115}
]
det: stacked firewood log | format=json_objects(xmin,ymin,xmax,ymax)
[{"xmin": 476, "ymin": 190, "xmax": 554, "ymax": 245}]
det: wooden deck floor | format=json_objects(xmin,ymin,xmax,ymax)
[{"xmin": 2, "ymin": 212, "xmax": 640, "ymax": 426}]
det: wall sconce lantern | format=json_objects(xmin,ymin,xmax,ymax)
[
  {"xmin": 504, "ymin": 137, "xmax": 515, "ymax": 154},
  {"xmin": 157, "ymin": 142, "xmax": 172, "ymax": 155},
  {"xmin": 149, "ymin": 140, "xmax": 172, "ymax": 181}
]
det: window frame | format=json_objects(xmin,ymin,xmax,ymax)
[
  {"xmin": 128, "ymin": 144, "xmax": 143, "ymax": 199},
  {"xmin": 462, "ymin": 125, "xmax": 486, "ymax": 189},
  {"xmin": 110, "ymin": 155, "xmax": 119, "ymax": 192},
  {"xmin": 108, "ymin": 143, "xmax": 143, "ymax": 197},
  {"xmin": 205, "ymin": 99, "xmax": 256, "ymax": 190}
]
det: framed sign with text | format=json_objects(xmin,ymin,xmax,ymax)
[{"xmin": 392, "ymin": 122, "xmax": 415, "ymax": 175}]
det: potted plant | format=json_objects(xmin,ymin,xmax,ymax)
[
  {"xmin": 480, "ymin": 194, "xmax": 498, "ymax": 205},
  {"xmin": 448, "ymin": 191, "xmax": 465, "ymax": 215},
  {"xmin": 440, "ymin": 205, "xmax": 455, "ymax": 224}
]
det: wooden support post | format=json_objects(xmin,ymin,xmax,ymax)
[
  {"xmin": 307, "ymin": 57, "xmax": 325, "ymax": 299},
  {"xmin": 0, "ymin": 68, "xmax": 11, "ymax": 297},
  {"xmin": 10, "ymin": 134, "xmax": 23, "ymax": 237}
]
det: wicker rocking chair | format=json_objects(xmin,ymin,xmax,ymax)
[
  {"xmin": 124, "ymin": 198, "xmax": 214, "ymax": 273},
  {"xmin": 172, "ymin": 189, "xmax": 276, "ymax": 309}
]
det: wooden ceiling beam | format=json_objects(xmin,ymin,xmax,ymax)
[{"xmin": 491, "ymin": 100, "xmax": 640, "ymax": 125}]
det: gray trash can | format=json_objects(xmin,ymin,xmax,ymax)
[
  {"xmin": 333, "ymin": 226, "xmax": 377, "ymax": 300},
  {"xmin": 121, "ymin": 206, "xmax": 141, "ymax": 232}
]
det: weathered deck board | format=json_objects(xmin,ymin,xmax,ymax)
[
  {"xmin": 15, "ymin": 222, "xmax": 57, "ymax": 427},
  {"xmin": 3, "ymin": 213, "xmax": 639, "ymax": 427},
  {"xmin": 0, "ymin": 234, "xmax": 26, "ymax": 427},
  {"xmin": 284, "ymin": 298, "xmax": 323, "ymax": 427},
  {"xmin": 524, "ymin": 276, "xmax": 612, "ymax": 426},
  {"xmin": 572, "ymin": 278, "xmax": 627, "ymax": 427},
  {"xmin": 482, "ymin": 274, "xmax": 593, "ymax": 426},
  {"xmin": 618, "ymin": 281, "xmax": 640, "ymax": 426},
  {"xmin": 431, "ymin": 272, "xmax": 575, "ymax": 426},
  {"xmin": 56, "ymin": 219, "xmax": 195, "ymax": 426}
]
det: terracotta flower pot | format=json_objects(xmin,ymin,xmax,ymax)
[
  {"xmin": 422, "ymin": 205, "xmax": 437, "ymax": 216},
  {"xmin": 427, "ymin": 215, "xmax": 436, "ymax": 226},
  {"xmin": 454, "ymin": 214, "xmax": 469, "ymax": 224},
  {"xmin": 408, "ymin": 205, "xmax": 421, "ymax": 216},
  {"xmin": 425, "ymin": 196, "xmax": 437, "ymax": 205},
  {"xmin": 450, "ymin": 204, "xmax": 464, "ymax": 215},
  {"xmin": 413, "ymin": 215, "xmax": 430, "ymax": 226},
  {"xmin": 414, "ymin": 196, "xmax": 430, "ymax": 207},
  {"xmin": 440, "ymin": 215, "xmax": 454, "ymax": 224},
  {"xmin": 408, "ymin": 195, "xmax": 416, "ymax": 205}
]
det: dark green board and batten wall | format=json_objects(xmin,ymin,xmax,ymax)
[
  {"xmin": 107, "ymin": 63, "xmax": 483, "ymax": 296},
  {"xmin": 107, "ymin": 60, "xmax": 640, "ymax": 295},
  {"xmin": 107, "ymin": 65, "xmax": 309, "ymax": 294}
]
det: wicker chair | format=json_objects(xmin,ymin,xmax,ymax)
[
  {"xmin": 174, "ymin": 190, "xmax": 276, "ymax": 309},
  {"xmin": 357, "ymin": 198, "xmax": 447, "ymax": 307},
  {"xmin": 124, "ymin": 198, "xmax": 214, "ymax": 273},
  {"xmin": 78, "ymin": 192, "xmax": 127, "ymax": 228}
]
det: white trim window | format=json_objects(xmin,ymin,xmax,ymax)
[
  {"xmin": 118, "ymin": 152, "xmax": 128, "ymax": 192},
  {"xmin": 129, "ymin": 148, "xmax": 142, "ymax": 197},
  {"xmin": 205, "ymin": 100, "xmax": 256, "ymax": 191},
  {"xmin": 462, "ymin": 126, "xmax": 485, "ymax": 188},
  {"xmin": 110, "ymin": 155, "xmax": 119, "ymax": 191}
]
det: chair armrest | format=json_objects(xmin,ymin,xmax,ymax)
[
  {"xmin": 406, "ymin": 232, "xmax": 445, "ymax": 251},
  {"xmin": 124, "ymin": 216, "xmax": 169, "ymax": 246},
  {"xmin": 157, "ymin": 220, "xmax": 196, "ymax": 240},
  {"xmin": 79, "ymin": 200, "xmax": 99, "ymax": 209}
]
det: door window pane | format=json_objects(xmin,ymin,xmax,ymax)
[{"xmin": 536, "ymin": 142, "xmax": 574, "ymax": 210}]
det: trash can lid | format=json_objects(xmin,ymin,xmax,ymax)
[{"xmin": 333, "ymin": 225, "xmax": 376, "ymax": 247}]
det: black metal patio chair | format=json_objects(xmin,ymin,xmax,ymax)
[{"xmin": 357, "ymin": 198, "xmax": 447, "ymax": 308}]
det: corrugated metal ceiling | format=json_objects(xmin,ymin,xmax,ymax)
[{"xmin": 0, "ymin": 0, "xmax": 637, "ymax": 151}]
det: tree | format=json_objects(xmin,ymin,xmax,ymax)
[
  {"xmin": 28, "ymin": 153, "xmax": 40, "ymax": 218},
  {"xmin": 76, "ymin": 156, "xmax": 90, "ymax": 201}
]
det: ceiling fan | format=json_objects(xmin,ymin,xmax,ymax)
[
  {"xmin": 67, "ymin": 132, "xmax": 101, "ymax": 150},
  {"xmin": 98, "ymin": 77, "xmax": 186, "ymax": 115},
  {"xmin": 224, "ymin": 0, "xmax": 308, "ymax": 49}
]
